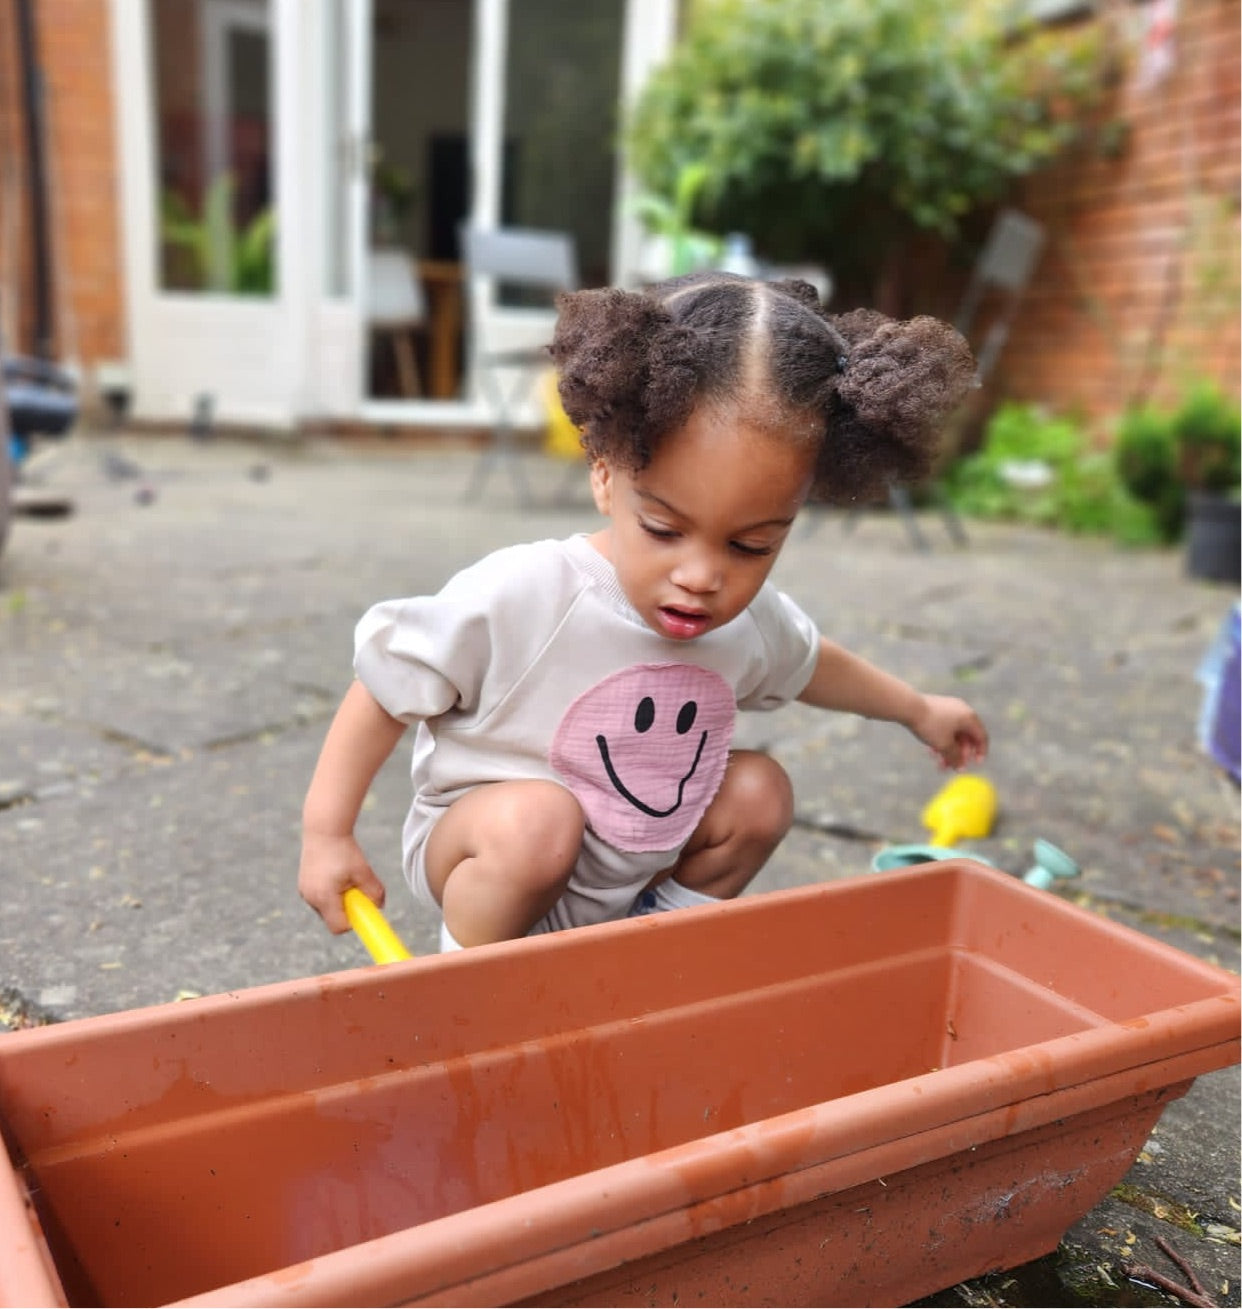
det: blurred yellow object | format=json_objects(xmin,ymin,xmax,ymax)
[
  {"xmin": 921, "ymin": 775, "xmax": 997, "ymax": 848},
  {"xmin": 343, "ymin": 888, "xmax": 412, "ymax": 965},
  {"xmin": 541, "ymin": 370, "xmax": 584, "ymax": 461}
]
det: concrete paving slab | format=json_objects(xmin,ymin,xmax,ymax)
[
  {"xmin": 0, "ymin": 711, "xmax": 137, "ymax": 804},
  {"xmin": 4, "ymin": 636, "xmax": 337, "ymax": 753},
  {"xmin": 0, "ymin": 432, "xmax": 1236, "ymax": 1307}
]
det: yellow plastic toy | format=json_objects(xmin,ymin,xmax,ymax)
[
  {"xmin": 343, "ymin": 888, "xmax": 412, "ymax": 965},
  {"xmin": 921, "ymin": 774, "xmax": 997, "ymax": 848}
]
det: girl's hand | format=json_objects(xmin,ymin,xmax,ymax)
[
  {"xmin": 910, "ymin": 694, "xmax": 989, "ymax": 771},
  {"xmin": 298, "ymin": 830, "xmax": 387, "ymax": 934}
]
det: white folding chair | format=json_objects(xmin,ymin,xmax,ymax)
[
  {"xmin": 461, "ymin": 226, "xmax": 579, "ymax": 505},
  {"xmin": 831, "ymin": 208, "xmax": 1047, "ymax": 551},
  {"xmin": 954, "ymin": 208, "xmax": 1047, "ymax": 387},
  {"xmin": 367, "ymin": 248, "xmax": 427, "ymax": 398}
]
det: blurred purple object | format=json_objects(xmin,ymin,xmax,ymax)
[{"xmin": 1198, "ymin": 604, "xmax": 1240, "ymax": 783}]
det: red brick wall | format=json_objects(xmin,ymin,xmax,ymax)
[
  {"xmin": 0, "ymin": 0, "xmax": 124, "ymax": 368},
  {"xmin": 1005, "ymin": 0, "xmax": 1241, "ymax": 428}
]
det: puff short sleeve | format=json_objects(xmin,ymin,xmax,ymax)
[
  {"xmin": 735, "ymin": 585, "xmax": 820, "ymax": 711},
  {"xmin": 353, "ymin": 542, "xmax": 561, "ymax": 725}
]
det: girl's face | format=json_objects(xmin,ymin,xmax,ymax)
[{"xmin": 589, "ymin": 406, "xmax": 816, "ymax": 641}]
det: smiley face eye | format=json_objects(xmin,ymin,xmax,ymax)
[
  {"xmin": 676, "ymin": 701, "xmax": 698, "ymax": 734},
  {"xmin": 634, "ymin": 696, "xmax": 655, "ymax": 732}
]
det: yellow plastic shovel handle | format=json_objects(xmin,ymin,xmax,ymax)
[{"xmin": 343, "ymin": 888, "xmax": 412, "ymax": 964}]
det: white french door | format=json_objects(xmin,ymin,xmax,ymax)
[
  {"xmin": 113, "ymin": 0, "xmax": 678, "ymax": 428},
  {"xmin": 113, "ymin": 0, "xmax": 315, "ymax": 428}
]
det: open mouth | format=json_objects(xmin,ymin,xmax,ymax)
[{"xmin": 658, "ymin": 606, "xmax": 711, "ymax": 639}]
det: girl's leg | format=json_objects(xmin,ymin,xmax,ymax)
[
  {"xmin": 658, "ymin": 750, "xmax": 794, "ymax": 900},
  {"xmin": 424, "ymin": 780, "xmax": 585, "ymax": 947}
]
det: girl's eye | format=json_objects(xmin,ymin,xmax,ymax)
[
  {"xmin": 730, "ymin": 541, "xmax": 774, "ymax": 557},
  {"xmin": 641, "ymin": 522, "xmax": 678, "ymax": 541}
]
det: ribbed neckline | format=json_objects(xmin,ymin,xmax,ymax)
[{"xmin": 562, "ymin": 533, "xmax": 649, "ymax": 628}]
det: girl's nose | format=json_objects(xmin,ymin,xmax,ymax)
[{"xmin": 670, "ymin": 547, "xmax": 723, "ymax": 594}]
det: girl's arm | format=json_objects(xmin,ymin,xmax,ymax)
[
  {"xmin": 299, "ymin": 679, "xmax": 409, "ymax": 932},
  {"xmin": 797, "ymin": 636, "xmax": 988, "ymax": 770}
]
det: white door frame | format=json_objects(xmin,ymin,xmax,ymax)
[{"xmin": 301, "ymin": 0, "xmax": 371, "ymax": 422}]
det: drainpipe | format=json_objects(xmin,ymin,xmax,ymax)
[{"xmin": 14, "ymin": 0, "xmax": 54, "ymax": 360}]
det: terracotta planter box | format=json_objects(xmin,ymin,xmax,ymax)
[{"xmin": 1, "ymin": 861, "xmax": 1238, "ymax": 1308}]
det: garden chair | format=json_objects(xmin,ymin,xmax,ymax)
[
  {"xmin": 829, "ymin": 208, "xmax": 1047, "ymax": 550},
  {"xmin": 460, "ymin": 225, "xmax": 579, "ymax": 506}
]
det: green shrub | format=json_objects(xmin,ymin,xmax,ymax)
[
  {"xmin": 624, "ymin": 0, "xmax": 1105, "ymax": 299},
  {"xmin": 1114, "ymin": 404, "xmax": 1184, "ymax": 542},
  {"xmin": 1111, "ymin": 381, "xmax": 1240, "ymax": 542},
  {"xmin": 948, "ymin": 388, "xmax": 1239, "ymax": 544},
  {"xmin": 946, "ymin": 403, "xmax": 1081, "ymax": 525},
  {"xmin": 1173, "ymin": 380, "xmax": 1241, "ymax": 496},
  {"xmin": 947, "ymin": 402, "xmax": 1150, "ymax": 540}
]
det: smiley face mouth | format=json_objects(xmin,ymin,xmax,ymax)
[{"xmin": 595, "ymin": 731, "xmax": 708, "ymax": 816}]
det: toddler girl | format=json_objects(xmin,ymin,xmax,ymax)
[{"xmin": 299, "ymin": 272, "xmax": 988, "ymax": 950}]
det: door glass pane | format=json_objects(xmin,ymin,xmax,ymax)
[
  {"xmin": 368, "ymin": 0, "xmax": 473, "ymax": 400},
  {"xmin": 150, "ymin": 0, "xmax": 276, "ymax": 295},
  {"xmin": 502, "ymin": 0, "xmax": 624, "ymax": 291}
]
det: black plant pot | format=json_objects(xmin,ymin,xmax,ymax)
[{"xmin": 1185, "ymin": 491, "xmax": 1241, "ymax": 584}]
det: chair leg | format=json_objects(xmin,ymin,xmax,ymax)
[
  {"xmin": 393, "ymin": 330, "xmax": 421, "ymax": 398},
  {"xmin": 932, "ymin": 481, "xmax": 970, "ymax": 546},
  {"xmin": 463, "ymin": 363, "xmax": 536, "ymax": 507},
  {"xmin": 889, "ymin": 484, "xmax": 930, "ymax": 552}
]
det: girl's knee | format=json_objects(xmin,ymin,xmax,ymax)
[
  {"xmin": 480, "ymin": 782, "xmax": 585, "ymax": 891},
  {"xmin": 723, "ymin": 751, "xmax": 794, "ymax": 844},
  {"xmin": 428, "ymin": 781, "xmax": 584, "ymax": 905}
]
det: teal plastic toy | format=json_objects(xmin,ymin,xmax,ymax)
[
  {"xmin": 871, "ymin": 838, "xmax": 1079, "ymax": 890},
  {"xmin": 1019, "ymin": 838, "xmax": 1081, "ymax": 890}
]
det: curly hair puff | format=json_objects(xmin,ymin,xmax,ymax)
[{"xmin": 548, "ymin": 272, "xmax": 976, "ymax": 505}]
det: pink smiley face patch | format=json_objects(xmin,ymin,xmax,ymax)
[{"xmin": 550, "ymin": 663, "xmax": 735, "ymax": 852}]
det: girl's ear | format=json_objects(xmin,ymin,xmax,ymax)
[{"xmin": 589, "ymin": 459, "xmax": 614, "ymax": 516}]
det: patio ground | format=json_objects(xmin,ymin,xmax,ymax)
[{"xmin": 1, "ymin": 429, "xmax": 1238, "ymax": 1307}]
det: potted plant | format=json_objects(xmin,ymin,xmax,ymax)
[
  {"xmin": 1114, "ymin": 402, "xmax": 1185, "ymax": 544},
  {"xmin": 160, "ymin": 173, "xmax": 275, "ymax": 295},
  {"xmin": 630, "ymin": 161, "xmax": 723, "ymax": 281},
  {"xmin": 1173, "ymin": 381, "xmax": 1240, "ymax": 583},
  {"xmin": 371, "ymin": 158, "xmax": 416, "ymax": 247}
]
